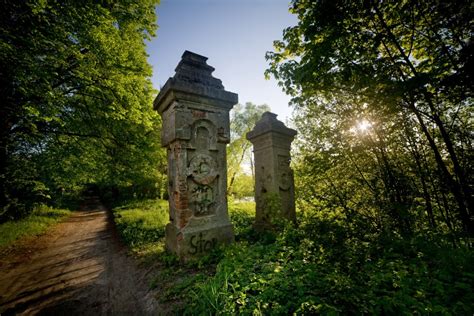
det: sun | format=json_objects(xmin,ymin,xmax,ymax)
[
  {"xmin": 356, "ymin": 119, "xmax": 372, "ymax": 132},
  {"xmin": 349, "ymin": 119, "xmax": 373, "ymax": 135}
]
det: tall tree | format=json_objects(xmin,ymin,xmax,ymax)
[
  {"xmin": 227, "ymin": 102, "xmax": 270, "ymax": 197},
  {"xmin": 266, "ymin": 0, "xmax": 473, "ymax": 236},
  {"xmin": 0, "ymin": 0, "xmax": 163, "ymax": 220}
]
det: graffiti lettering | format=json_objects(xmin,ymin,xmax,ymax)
[{"xmin": 189, "ymin": 232, "xmax": 217, "ymax": 254}]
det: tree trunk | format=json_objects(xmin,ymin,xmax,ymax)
[{"xmin": 374, "ymin": 6, "xmax": 473, "ymax": 236}]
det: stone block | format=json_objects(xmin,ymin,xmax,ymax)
[{"xmin": 247, "ymin": 112, "xmax": 297, "ymax": 229}]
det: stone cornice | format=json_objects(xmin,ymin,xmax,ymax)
[
  {"xmin": 247, "ymin": 112, "xmax": 297, "ymax": 141},
  {"xmin": 154, "ymin": 51, "xmax": 238, "ymax": 114}
]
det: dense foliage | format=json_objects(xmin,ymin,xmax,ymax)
[
  {"xmin": 0, "ymin": 0, "xmax": 165, "ymax": 221},
  {"xmin": 185, "ymin": 211, "xmax": 474, "ymax": 315},
  {"xmin": 266, "ymin": 0, "xmax": 473, "ymax": 239},
  {"xmin": 111, "ymin": 199, "xmax": 474, "ymax": 315}
]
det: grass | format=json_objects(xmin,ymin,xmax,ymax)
[
  {"xmin": 0, "ymin": 204, "xmax": 71, "ymax": 248},
  {"xmin": 112, "ymin": 198, "xmax": 256, "ymax": 261},
  {"xmin": 112, "ymin": 199, "xmax": 169, "ymax": 262},
  {"xmin": 182, "ymin": 213, "xmax": 474, "ymax": 315},
  {"xmin": 111, "ymin": 198, "xmax": 257, "ymax": 312},
  {"xmin": 228, "ymin": 200, "xmax": 255, "ymax": 239},
  {"xmin": 228, "ymin": 200, "xmax": 255, "ymax": 217},
  {"xmin": 113, "ymin": 198, "xmax": 473, "ymax": 315}
]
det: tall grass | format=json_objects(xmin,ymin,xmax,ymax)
[
  {"xmin": 112, "ymin": 199, "xmax": 169, "ymax": 262},
  {"xmin": 113, "ymin": 199, "xmax": 255, "ymax": 250},
  {"xmin": 0, "ymin": 205, "xmax": 71, "ymax": 248},
  {"xmin": 228, "ymin": 201, "xmax": 255, "ymax": 239}
]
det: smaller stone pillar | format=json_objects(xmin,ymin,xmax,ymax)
[{"xmin": 247, "ymin": 112, "xmax": 297, "ymax": 229}]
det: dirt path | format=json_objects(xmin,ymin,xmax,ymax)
[{"xmin": 0, "ymin": 198, "xmax": 159, "ymax": 315}]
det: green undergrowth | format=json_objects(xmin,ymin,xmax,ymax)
[
  {"xmin": 111, "ymin": 199, "xmax": 473, "ymax": 314},
  {"xmin": 111, "ymin": 199, "xmax": 256, "ymax": 310},
  {"xmin": 112, "ymin": 199, "xmax": 256, "ymax": 261},
  {"xmin": 228, "ymin": 200, "xmax": 255, "ymax": 239},
  {"xmin": 0, "ymin": 205, "xmax": 71, "ymax": 248},
  {"xmin": 183, "ymin": 213, "xmax": 474, "ymax": 315},
  {"xmin": 154, "ymin": 201, "xmax": 257, "ymax": 312},
  {"xmin": 112, "ymin": 199, "xmax": 169, "ymax": 262}
]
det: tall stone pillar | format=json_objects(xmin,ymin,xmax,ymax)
[
  {"xmin": 153, "ymin": 51, "xmax": 237, "ymax": 259},
  {"xmin": 246, "ymin": 112, "xmax": 297, "ymax": 229}
]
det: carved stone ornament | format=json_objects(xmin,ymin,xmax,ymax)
[
  {"xmin": 188, "ymin": 153, "xmax": 218, "ymax": 185},
  {"xmin": 191, "ymin": 184, "xmax": 214, "ymax": 216},
  {"xmin": 278, "ymin": 155, "xmax": 291, "ymax": 191}
]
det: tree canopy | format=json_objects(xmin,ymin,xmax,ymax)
[
  {"xmin": 0, "ymin": 0, "xmax": 164, "ymax": 220},
  {"xmin": 266, "ymin": 0, "xmax": 473, "ymax": 238}
]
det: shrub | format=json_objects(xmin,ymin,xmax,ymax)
[{"xmin": 182, "ymin": 209, "xmax": 474, "ymax": 315}]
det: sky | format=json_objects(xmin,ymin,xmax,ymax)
[{"xmin": 146, "ymin": 0, "xmax": 298, "ymax": 123}]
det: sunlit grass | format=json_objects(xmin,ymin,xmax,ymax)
[
  {"xmin": 0, "ymin": 205, "xmax": 71, "ymax": 248},
  {"xmin": 228, "ymin": 201, "xmax": 255, "ymax": 238},
  {"xmin": 111, "ymin": 196, "xmax": 474, "ymax": 314},
  {"xmin": 228, "ymin": 200, "xmax": 255, "ymax": 216},
  {"xmin": 133, "ymin": 239, "xmax": 167, "ymax": 265},
  {"xmin": 113, "ymin": 199, "xmax": 169, "ymax": 263},
  {"xmin": 112, "ymin": 199, "xmax": 256, "ymax": 262}
]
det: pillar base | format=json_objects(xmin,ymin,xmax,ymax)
[{"xmin": 165, "ymin": 223, "xmax": 234, "ymax": 260}]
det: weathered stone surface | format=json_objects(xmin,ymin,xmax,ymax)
[
  {"xmin": 247, "ymin": 112, "xmax": 297, "ymax": 229},
  {"xmin": 154, "ymin": 51, "xmax": 236, "ymax": 260}
]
